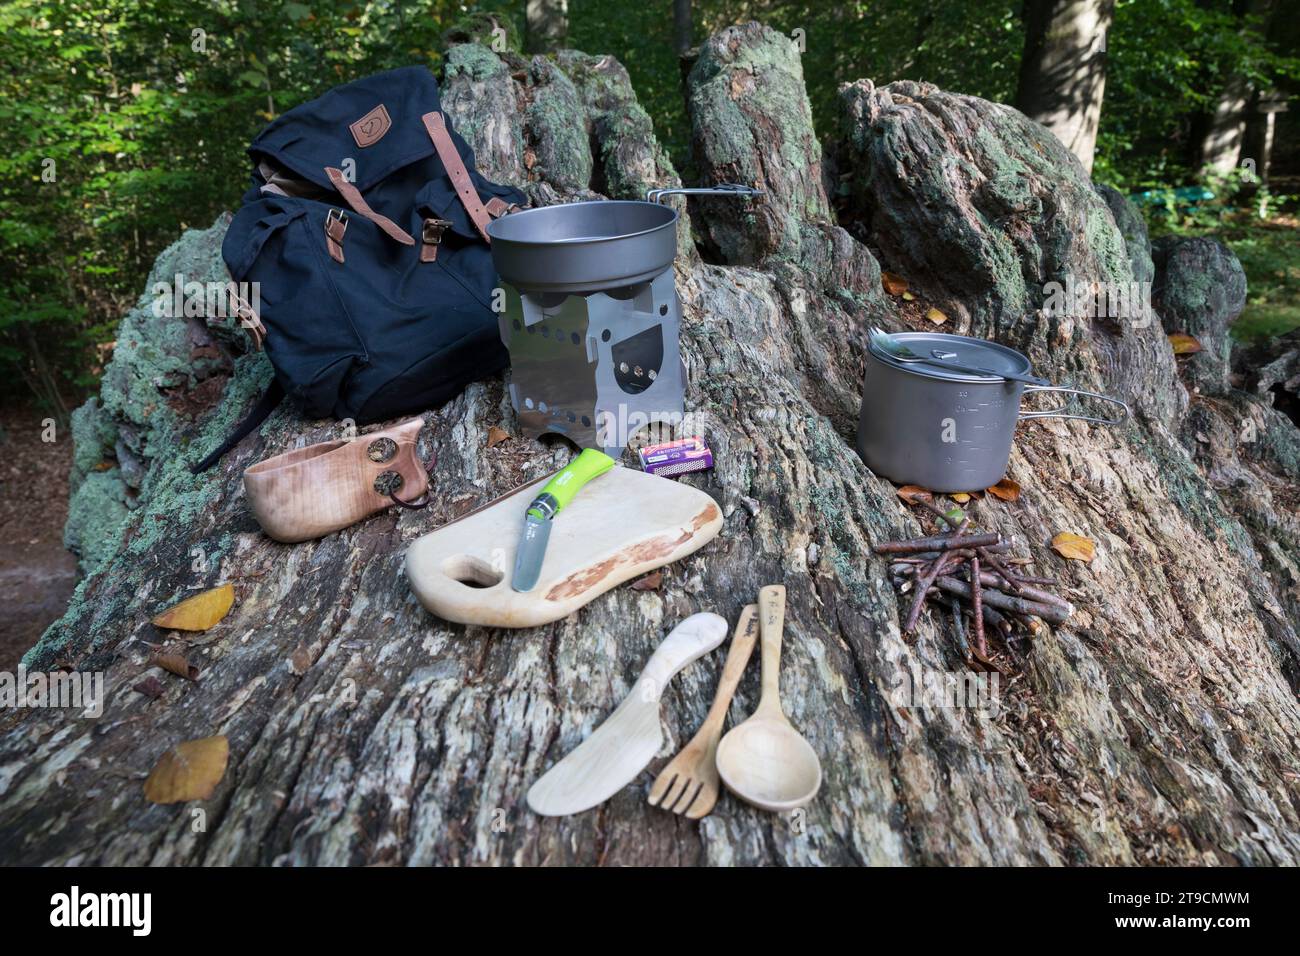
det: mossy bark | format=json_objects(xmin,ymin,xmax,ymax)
[{"xmin": 2, "ymin": 26, "xmax": 1299, "ymax": 867}]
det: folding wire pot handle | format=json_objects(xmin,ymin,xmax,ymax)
[
  {"xmin": 1019, "ymin": 385, "xmax": 1131, "ymax": 426},
  {"xmin": 647, "ymin": 184, "xmax": 765, "ymax": 204}
]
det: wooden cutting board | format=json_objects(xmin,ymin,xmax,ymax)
[{"xmin": 405, "ymin": 467, "xmax": 723, "ymax": 628}]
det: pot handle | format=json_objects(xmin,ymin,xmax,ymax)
[
  {"xmin": 1019, "ymin": 385, "xmax": 1130, "ymax": 426},
  {"xmin": 647, "ymin": 184, "xmax": 764, "ymax": 204}
]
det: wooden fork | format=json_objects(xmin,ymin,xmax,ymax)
[{"xmin": 648, "ymin": 604, "xmax": 759, "ymax": 818}]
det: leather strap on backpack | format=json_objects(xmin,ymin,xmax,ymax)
[
  {"xmin": 325, "ymin": 209, "xmax": 349, "ymax": 263},
  {"xmin": 324, "ymin": 167, "xmax": 416, "ymax": 247},
  {"xmin": 421, "ymin": 111, "xmax": 494, "ymax": 243}
]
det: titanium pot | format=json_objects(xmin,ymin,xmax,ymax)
[
  {"xmin": 486, "ymin": 185, "xmax": 762, "ymax": 294},
  {"xmin": 856, "ymin": 332, "xmax": 1129, "ymax": 493}
]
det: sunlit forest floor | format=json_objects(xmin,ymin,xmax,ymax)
[
  {"xmin": 0, "ymin": 406, "xmax": 76, "ymax": 669},
  {"xmin": 1220, "ymin": 214, "xmax": 1300, "ymax": 341}
]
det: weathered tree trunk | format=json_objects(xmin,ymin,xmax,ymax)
[
  {"xmin": 2, "ymin": 23, "xmax": 1299, "ymax": 867},
  {"xmin": 673, "ymin": 0, "xmax": 693, "ymax": 55},
  {"xmin": 1015, "ymin": 0, "xmax": 1114, "ymax": 174},
  {"xmin": 525, "ymin": 0, "xmax": 568, "ymax": 54}
]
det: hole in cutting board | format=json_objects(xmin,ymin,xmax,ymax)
[{"xmin": 442, "ymin": 555, "xmax": 504, "ymax": 589}]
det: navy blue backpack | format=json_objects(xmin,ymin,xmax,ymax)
[{"xmin": 196, "ymin": 66, "xmax": 525, "ymax": 470}]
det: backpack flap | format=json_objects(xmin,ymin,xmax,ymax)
[{"xmin": 248, "ymin": 66, "xmax": 443, "ymax": 193}]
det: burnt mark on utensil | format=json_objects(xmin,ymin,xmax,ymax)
[{"xmin": 543, "ymin": 503, "xmax": 721, "ymax": 601}]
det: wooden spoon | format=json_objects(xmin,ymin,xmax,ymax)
[
  {"xmin": 647, "ymin": 604, "xmax": 759, "ymax": 819},
  {"xmin": 715, "ymin": 585, "xmax": 822, "ymax": 811}
]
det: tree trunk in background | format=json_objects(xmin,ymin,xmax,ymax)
[
  {"xmin": 1238, "ymin": 4, "xmax": 1287, "ymax": 186},
  {"xmin": 1015, "ymin": 0, "xmax": 1114, "ymax": 174},
  {"xmin": 674, "ymin": 0, "xmax": 693, "ymax": 55},
  {"xmin": 3, "ymin": 24, "xmax": 1300, "ymax": 867},
  {"xmin": 1198, "ymin": 0, "xmax": 1275, "ymax": 177},
  {"xmin": 525, "ymin": 0, "xmax": 568, "ymax": 53},
  {"xmin": 1201, "ymin": 73, "xmax": 1253, "ymax": 175}
]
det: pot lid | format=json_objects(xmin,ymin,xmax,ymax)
[{"xmin": 867, "ymin": 331, "xmax": 1032, "ymax": 383}]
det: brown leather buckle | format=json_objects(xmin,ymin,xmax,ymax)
[
  {"xmin": 325, "ymin": 208, "xmax": 349, "ymax": 241},
  {"xmin": 422, "ymin": 218, "xmax": 453, "ymax": 245}
]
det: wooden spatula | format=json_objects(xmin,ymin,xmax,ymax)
[
  {"xmin": 648, "ymin": 604, "xmax": 759, "ymax": 818},
  {"xmin": 526, "ymin": 612, "xmax": 729, "ymax": 817}
]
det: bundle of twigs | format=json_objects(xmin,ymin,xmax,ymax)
[{"xmin": 874, "ymin": 498, "xmax": 1073, "ymax": 664}]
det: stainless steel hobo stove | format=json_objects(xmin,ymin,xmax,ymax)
[
  {"xmin": 487, "ymin": 186, "xmax": 763, "ymax": 453},
  {"xmin": 499, "ymin": 271, "xmax": 683, "ymax": 453}
]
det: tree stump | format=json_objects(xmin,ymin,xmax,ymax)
[{"xmin": 2, "ymin": 23, "xmax": 1299, "ymax": 867}]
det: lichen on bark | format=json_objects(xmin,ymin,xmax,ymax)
[{"xmin": 3, "ymin": 25, "xmax": 1300, "ymax": 868}]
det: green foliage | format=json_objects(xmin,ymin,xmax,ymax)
[
  {"xmin": 1094, "ymin": 0, "xmax": 1300, "ymax": 190},
  {"xmin": 0, "ymin": 0, "xmax": 469, "ymax": 413},
  {"xmin": 1142, "ymin": 169, "xmax": 1300, "ymax": 341},
  {"xmin": 0, "ymin": 0, "xmax": 1295, "ymax": 411}
]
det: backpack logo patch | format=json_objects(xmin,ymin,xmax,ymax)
[{"xmin": 349, "ymin": 104, "xmax": 391, "ymax": 148}]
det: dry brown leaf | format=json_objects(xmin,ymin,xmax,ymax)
[
  {"xmin": 143, "ymin": 736, "xmax": 229, "ymax": 804},
  {"xmin": 1168, "ymin": 333, "xmax": 1203, "ymax": 355},
  {"xmin": 133, "ymin": 676, "xmax": 166, "ymax": 700},
  {"xmin": 1051, "ymin": 531, "xmax": 1096, "ymax": 562},
  {"xmin": 967, "ymin": 647, "xmax": 1005, "ymax": 674},
  {"xmin": 987, "ymin": 478, "xmax": 1021, "ymax": 501},
  {"xmin": 486, "ymin": 426, "xmax": 510, "ymax": 448},
  {"xmin": 630, "ymin": 570, "xmax": 663, "ymax": 591},
  {"xmin": 896, "ymin": 485, "xmax": 933, "ymax": 504},
  {"xmin": 925, "ymin": 307, "xmax": 948, "ymax": 325},
  {"xmin": 881, "ymin": 272, "xmax": 909, "ymax": 296},
  {"xmin": 151, "ymin": 583, "xmax": 234, "ymax": 632},
  {"xmin": 151, "ymin": 650, "xmax": 200, "ymax": 682}
]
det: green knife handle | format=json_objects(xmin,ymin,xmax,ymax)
[{"xmin": 531, "ymin": 449, "xmax": 615, "ymax": 517}]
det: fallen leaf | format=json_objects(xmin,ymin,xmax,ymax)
[
  {"xmin": 896, "ymin": 485, "xmax": 933, "ymax": 504},
  {"xmin": 944, "ymin": 506, "xmax": 966, "ymax": 526},
  {"xmin": 925, "ymin": 307, "xmax": 948, "ymax": 325},
  {"xmin": 1051, "ymin": 531, "xmax": 1096, "ymax": 562},
  {"xmin": 881, "ymin": 272, "xmax": 909, "ymax": 296},
  {"xmin": 987, "ymin": 478, "xmax": 1021, "ymax": 501},
  {"xmin": 631, "ymin": 571, "xmax": 663, "ymax": 591},
  {"xmin": 133, "ymin": 676, "xmax": 165, "ymax": 700},
  {"xmin": 901, "ymin": 291, "xmax": 915, "ymax": 301},
  {"xmin": 967, "ymin": 647, "xmax": 1005, "ymax": 674},
  {"xmin": 151, "ymin": 583, "xmax": 234, "ymax": 632},
  {"xmin": 151, "ymin": 650, "xmax": 200, "ymax": 682},
  {"xmin": 1168, "ymin": 333, "xmax": 1202, "ymax": 355},
  {"xmin": 143, "ymin": 736, "xmax": 229, "ymax": 804},
  {"xmin": 950, "ymin": 492, "xmax": 971, "ymax": 503},
  {"xmin": 487, "ymin": 426, "xmax": 510, "ymax": 448}
]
